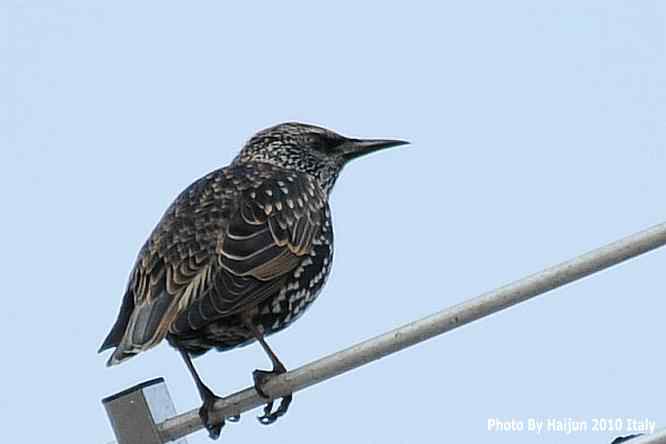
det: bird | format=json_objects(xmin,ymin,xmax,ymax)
[{"xmin": 98, "ymin": 122, "xmax": 408, "ymax": 439}]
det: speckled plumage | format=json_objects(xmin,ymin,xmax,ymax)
[
  {"xmin": 161, "ymin": 161, "xmax": 335, "ymax": 357},
  {"xmin": 99, "ymin": 122, "xmax": 407, "ymax": 437}
]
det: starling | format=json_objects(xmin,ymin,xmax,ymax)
[{"xmin": 99, "ymin": 122, "xmax": 408, "ymax": 439}]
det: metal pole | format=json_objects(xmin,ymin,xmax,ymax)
[
  {"xmin": 158, "ymin": 222, "xmax": 666, "ymax": 442},
  {"xmin": 619, "ymin": 430, "xmax": 666, "ymax": 444}
]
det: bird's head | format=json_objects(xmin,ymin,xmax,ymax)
[{"xmin": 234, "ymin": 122, "xmax": 408, "ymax": 193}]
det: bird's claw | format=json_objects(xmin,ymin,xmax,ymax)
[
  {"xmin": 252, "ymin": 368, "xmax": 293, "ymax": 425},
  {"xmin": 258, "ymin": 394, "xmax": 292, "ymax": 425},
  {"xmin": 199, "ymin": 394, "xmax": 225, "ymax": 440},
  {"xmin": 252, "ymin": 369, "xmax": 276, "ymax": 398}
]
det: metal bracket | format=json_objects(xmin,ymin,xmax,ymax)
[{"xmin": 103, "ymin": 378, "xmax": 187, "ymax": 444}]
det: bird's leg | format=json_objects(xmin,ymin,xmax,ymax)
[
  {"xmin": 178, "ymin": 350, "xmax": 237, "ymax": 440},
  {"xmin": 243, "ymin": 318, "xmax": 293, "ymax": 425}
]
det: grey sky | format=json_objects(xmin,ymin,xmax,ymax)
[{"xmin": 4, "ymin": 1, "xmax": 666, "ymax": 443}]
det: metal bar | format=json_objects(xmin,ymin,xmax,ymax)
[
  {"xmin": 158, "ymin": 222, "xmax": 666, "ymax": 442},
  {"xmin": 619, "ymin": 429, "xmax": 666, "ymax": 444}
]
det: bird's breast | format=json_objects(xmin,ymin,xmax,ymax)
[{"xmin": 256, "ymin": 228, "xmax": 334, "ymax": 336}]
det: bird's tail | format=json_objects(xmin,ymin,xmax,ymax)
[
  {"xmin": 99, "ymin": 288, "xmax": 136, "ymax": 365},
  {"xmin": 99, "ymin": 288, "xmax": 179, "ymax": 366},
  {"xmin": 104, "ymin": 345, "xmax": 139, "ymax": 366}
]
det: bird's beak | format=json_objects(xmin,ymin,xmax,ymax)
[{"xmin": 338, "ymin": 138, "xmax": 410, "ymax": 161}]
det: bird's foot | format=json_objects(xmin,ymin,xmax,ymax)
[
  {"xmin": 198, "ymin": 388, "xmax": 226, "ymax": 440},
  {"xmin": 252, "ymin": 366, "xmax": 293, "ymax": 425}
]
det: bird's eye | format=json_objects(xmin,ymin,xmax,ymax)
[{"xmin": 304, "ymin": 135, "xmax": 318, "ymax": 145}]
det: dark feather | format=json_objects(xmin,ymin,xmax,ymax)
[
  {"xmin": 100, "ymin": 162, "xmax": 327, "ymax": 364},
  {"xmin": 98, "ymin": 287, "xmax": 135, "ymax": 352}
]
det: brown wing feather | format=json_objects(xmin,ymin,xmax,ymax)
[
  {"xmin": 174, "ymin": 170, "xmax": 326, "ymax": 333},
  {"xmin": 102, "ymin": 163, "xmax": 327, "ymax": 365},
  {"xmin": 103, "ymin": 171, "xmax": 232, "ymax": 365}
]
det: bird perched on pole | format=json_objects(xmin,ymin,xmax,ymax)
[{"xmin": 99, "ymin": 122, "xmax": 408, "ymax": 439}]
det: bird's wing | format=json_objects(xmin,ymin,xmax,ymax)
[
  {"xmin": 173, "ymin": 171, "xmax": 328, "ymax": 333},
  {"xmin": 100, "ymin": 172, "xmax": 231, "ymax": 364},
  {"xmin": 101, "ymin": 167, "xmax": 327, "ymax": 364}
]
